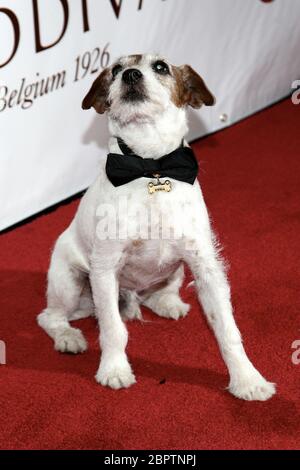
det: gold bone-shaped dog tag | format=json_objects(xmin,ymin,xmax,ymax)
[{"xmin": 148, "ymin": 174, "xmax": 172, "ymax": 194}]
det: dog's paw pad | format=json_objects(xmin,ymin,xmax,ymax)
[
  {"xmin": 96, "ymin": 362, "xmax": 136, "ymax": 389},
  {"xmin": 54, "ymin": 328, "xmax": 87, "ymax": 354},
  {"xmin": 229, "ymin": 375, "xmax": 276, "ymax": 401}
]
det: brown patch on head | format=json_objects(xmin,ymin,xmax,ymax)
[
  {"xmin": 171, "ymin": 64, "xmax": 215, "ymax": 108},
  {"xmin": 127, "ymin": 54, "xmax": 143, "ymax": 66},
  {"xmin": 82, "ymin": 67, "xmax": 111, "ymax": 114},
  {"xmin": 132, "ymin": 239, "xmax": 144, "ymax": 248}
]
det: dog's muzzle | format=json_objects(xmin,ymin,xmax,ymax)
[{"xmin": 121, "ymin": 68, "xmax": 146, "ymax": 102}]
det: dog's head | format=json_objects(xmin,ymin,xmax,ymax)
[{"xmin": 82, "ymin": 54, "xmax": 215, "ymax": 125}]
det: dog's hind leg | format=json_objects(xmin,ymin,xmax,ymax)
[
  {"xmin": 142, "ymin": 264, "xmax": 190, "ymax": 320},
  {"xmin": 69, "ymin": 280, "xmax": 95, "ymax": 321},
  {"xmin": 37, "ymin": 232, "xmax": 88, "ymax": 354},
  {"xmin": 119, "ymin": 289, "xmax": 142, "ymax": 321}
]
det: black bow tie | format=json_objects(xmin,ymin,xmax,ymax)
[{"xmin": 106, "ymin": 139, "xmax": 199, "ymax": 187}]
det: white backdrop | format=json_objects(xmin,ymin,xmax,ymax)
[{"xmin": 1, "ymin": 0, "xmax": 300, "ymax": 230}]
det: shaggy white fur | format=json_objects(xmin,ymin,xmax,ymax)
[{"xmin": 37, "ymin": 54, "xmax": 275, "ymax": 400}]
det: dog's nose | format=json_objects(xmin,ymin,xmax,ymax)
[{"xmin": 122, "ymin": 68, "xmax": 143, "ymax": 85}]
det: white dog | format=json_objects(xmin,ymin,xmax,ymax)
[{"xmin": 38, "ymin": 54, "xmax": 275, "ymax": 401}]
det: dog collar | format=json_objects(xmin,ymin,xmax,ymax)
[{"xmin": 106, "ymin": 138, "xmax": 199, "ymax": 194}]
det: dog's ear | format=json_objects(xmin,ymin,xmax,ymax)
[
  {"xmin": 179, "ymin": 65, "xmax": 215, "ymax": 108},
  {"xmin": 82, "ymin": 68, "xmax": 111, "ymax": 114}
]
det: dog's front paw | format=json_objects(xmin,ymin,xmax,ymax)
[
  {"xmin": 54, "ymin": 327, "xmax": 87, "ymax": 354},
  {"xmin": 228, "ymin": 371, "xmax": 276, "ymax": 401},
  {"xmin": 96, "ymin": 356, "xmax": 136, "ymax": 389}
]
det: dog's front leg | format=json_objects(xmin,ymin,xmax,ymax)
[
  {"xmin": 184, "ymin": 239, "xmax": 275, "ymax": 401},
  {"xmin": 90, "ymin": 247, "xmax": 136, "ymax": 389}
]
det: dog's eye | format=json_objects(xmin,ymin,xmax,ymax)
[
  {"xmin": 152, "ymin": 60, "xmax": 170, "ymax": 75},
  {"xmin": 112, "ymin": 64, "xmax": 122, "ymax": 78}
]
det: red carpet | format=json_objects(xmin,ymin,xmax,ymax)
[{"xmin": 0, "ymin": 99, "xmax": 299, "ymax": 450}]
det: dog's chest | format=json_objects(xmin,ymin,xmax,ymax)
[
  {"xmin": 119, "ymin": 239, "xmax": 180, "ymax": 291},
  {"xmin": 93, "ymin": 177, "xmax": 203, "ymax": 291},
  {"xmin": 106, "ymin": 177, "xmax": 197, "ymax": 238}
]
